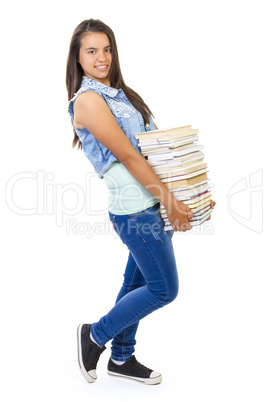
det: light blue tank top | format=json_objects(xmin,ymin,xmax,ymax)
[{"xmin": 103, "ymin": 161, "xmax": 158, "ymax": 215}]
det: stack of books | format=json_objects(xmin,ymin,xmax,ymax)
[{"xmin": 135, "ymin": 125, "xmax": 213, "ymax": 231}]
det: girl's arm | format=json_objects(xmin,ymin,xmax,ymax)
[{"xmin": 74, "ymin": 91, "xmax": 194, "ymax": 232}]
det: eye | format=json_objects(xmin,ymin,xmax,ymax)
[
  {"xmin": 105, "ymin": 48, "xmax": 112, "ymax": 53},
  {"xmin": 88, "ymin": 50, "xmax": 96, "ymax": 55}
]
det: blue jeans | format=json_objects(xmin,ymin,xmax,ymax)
[{"xmin": 91, "ymin": 202, "xmax": 179, "ymax": 361}]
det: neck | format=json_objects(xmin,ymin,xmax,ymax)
[{"xmin": 84, "ymin": 73, "xmax": 111, "ymax": 87}]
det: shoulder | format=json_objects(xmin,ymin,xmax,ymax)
[
  {"xmin": 74, "ymin": 90, "xmax": 109, "ymax": 115},
  {"xmin": 73, "ymin": 91, "xmax": 111, "ymax": 129},
  {"xmin": 69, "ymin": 81, "xmax": 103, "ymax": 110},
  {"xmin": 74, "ymin": 90, "xmax": 103, "ymax": 108}
]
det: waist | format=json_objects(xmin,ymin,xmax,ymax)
[{"xmin": 103, "ymin": 161, "xmax": 158, "ymax": 215}]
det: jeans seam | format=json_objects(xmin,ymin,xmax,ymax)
[
  {"xmin": 91, "ymin": 324, "xmax": 104, "ymax": 347},
  {"xmin": 130, "ymin": 218, "xmax": 146, "ymax": 242},
  {"xmin": 129, "ymin": 220, "xmax": 170, "ymax": 300},
  {"xmin": 112, "ymin": 216, "xmax": 123, "ymax": 240},
  {"xmin": 122, "ymin": 265, "xmax": 139, "ymax": 360},
  {"xmin": 135, "ymin": 237, "xmax": 170, "ymax": 302},
  {"xmin": 148, "ymin": 246, "xmax": 170, "ymax": 302},
  {"xmin": 114, "ymin": 301, "xmax": 162, "ymax": 337},
  {"xmin": 128, "ymin": 265, "xmax": 139, "ymax": 292}
]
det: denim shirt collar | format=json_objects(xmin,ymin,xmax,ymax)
[{"xmin": 81, "ymin": 76, "xmax": 119, "ymax": 98}]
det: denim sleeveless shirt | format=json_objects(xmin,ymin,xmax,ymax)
[{"xmin": 68, "ymin": 76, "xmax": 155, "ymax": 178}]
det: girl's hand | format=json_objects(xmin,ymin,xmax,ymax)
[
  {"xmin": 207, "ymin": 199, "xmax": 216, "ymax": 221},
  {"xmin": 210, "ymin": 199, "xmax": 216, "ymax": 209},
  {"xmin": 166, "ymin": 199, "xmax": 194, "ymax": 232}
]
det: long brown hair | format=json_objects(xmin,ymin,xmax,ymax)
[{"xmin": 66, "ymin": 19, "xmax": 154, "ymax": 149}]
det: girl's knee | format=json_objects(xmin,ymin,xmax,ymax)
[
  {"xmin": 147, "ymin": 268, "xmax": 179, "ymax": 306},
  {"xmin": 165, "ymin": 280, "xmax": 179, "ymax": 304},
  {"xmin": 156, "ymin": 277, "xmax": 179, "ymax": 306}
]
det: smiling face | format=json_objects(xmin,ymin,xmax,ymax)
[{"xmin": 78, "ymin": 32, "xmax": 112, "ymax": 86}]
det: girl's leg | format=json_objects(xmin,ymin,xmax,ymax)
[
  {"xmin": 111, "ymin": 252, "xmax": 146, "ymax": 362},
  {"xmin": 90, "ymin": 204, "xmax": 179, "ymax": 350}
]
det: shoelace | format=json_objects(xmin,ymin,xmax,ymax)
[
  {"xmin": 129, "ymin": 357, "xmax": 151, "ymax": 375},
  {"xmin": 85, "ymin": 341, "xmax": 105, "ymax": 369}
]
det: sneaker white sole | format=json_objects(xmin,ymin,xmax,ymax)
[
  {"xmin": 77, "ymin": 324, "xmax": 97, "ymax": 383},
  {"xmin": 107, "ymin": 370, "xmax": 162, "ymax": 385}
]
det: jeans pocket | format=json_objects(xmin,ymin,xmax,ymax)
[
  {"xmin": 109, "ymin": 203, "xmax": 164, "ymax": 246},
  {"xmin": 110, "ymin": 215, "xmax": 125, "ymax": 242}
]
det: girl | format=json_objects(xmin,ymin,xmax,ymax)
[{"xmin": 66, "ymin": 19, "xmax": 215, "ymax": 385}]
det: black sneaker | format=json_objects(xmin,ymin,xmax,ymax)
[
  {"xmin": 77, "ymin": 324, "xmax": 106, "ymax": 383},
  {"xmin": 107, "ymin": 355, "xmax": 162, "ymax": 385}
]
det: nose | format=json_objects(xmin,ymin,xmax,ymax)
[{"xmin": 98, "ymin": 50, "xmax": 108, "ymax": 61}]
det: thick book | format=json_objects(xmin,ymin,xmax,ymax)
[
  {"xmin": 135, "ymin": 125, "xmax": 194, "ymax": 141},
  {"xmin": 142, "ymin": 140, "xmax": 199, "ymax": 156},
  {"xmin": 147, "ymin": 144, "xmax": 204, "ymax": 161},
  {"xmin": 139, "ymin": 134, "xmax": 199, "ymax": 151},
  {"xmin": 156, "ymin": 162, "xmax": 207, "ymax": 179},
  {"xmin": 170, "ymin": 181, "xmax": 211, "ymax": 198},
  {"xmin": 163, "ymin": 172, "xmax": 208, "ymax": 190},
  {"xmin": 149, "ymin": 151, "xmax": 204, "ymax": 169}
]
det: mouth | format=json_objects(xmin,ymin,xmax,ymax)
[{"xmin": 95, "ymin": 65, "xmax": 109, "ymax": 71}]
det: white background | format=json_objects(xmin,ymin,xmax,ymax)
[{"xmin": 1, "ymin": 0, "xmax": 267, "ymax": 401}]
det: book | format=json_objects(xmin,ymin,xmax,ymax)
[
  {"xmin": 139, "ymin": 133, "xmax": 198, "ymax": 147},
  {"xmin": 156, "ymin": 162, "xmax": 207, "ymax": 179},
  {"xmin": 136, "ymin": 126, "xmax": 197, "ymax": 142},
  {"xmin": 147, "ymin": 144, "xmax": 204, "ymax": 161},
  {"xmin": 135, "ymin": 125, "xmax": 213, "ymax": 230},
  {"xmin": 163, "ymin": 172, "xmax": 208, "ymax": 190},
  {"xmin": 139, "ymin": 135, "xmax": 199, "ymax": 152},
  {"xmin": 149, "ymin": 151, "xmax": 205, "ymax": 170},
  {"xmin": 170, "ymin": 181, "xmax": 211, "ymax": 199},
  {"xmin": 149, "ymin": 149, "xmax": 203, "ymax": 164}
]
